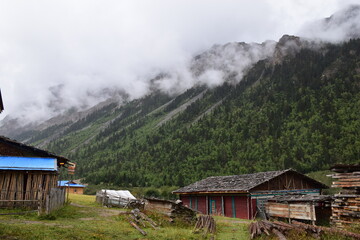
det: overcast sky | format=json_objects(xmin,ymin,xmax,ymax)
[{"xmin": 0, "ymin": 0, "xmax": 358, "ymax": 123}]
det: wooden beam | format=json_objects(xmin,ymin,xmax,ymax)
[{"xmin": 221, "ymin": 196, "xmax": 225, "ymax": 216}]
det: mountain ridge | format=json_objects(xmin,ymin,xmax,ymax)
[{"xmin": 1, "ymin": 6, "xmax": 360, "ymax": 187}]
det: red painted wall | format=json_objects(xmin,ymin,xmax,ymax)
[
  {"xmin": 180, "ymin": 195, "xmax": 190, "ymax": 208},
  {"xmin": 224, "ymin": 196, "xmax": 233, "ymax": 218},
  {"xmin": 179, "ymin": 195, "xmax": 253, "ymax": 219},
  {"xmin": 235, "ymin": 196, "xmax": 249, "ymax": 219},
  {"xmin": 197, "ymin": 196, "xmax": 207, "ymax": 214}
]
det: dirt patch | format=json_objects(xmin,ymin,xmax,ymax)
[
  {"xmin": 70, "ymin": 203, "xmax": 88, "ymax": 208},
  {"xmin": 99, "ymin": 209, "xmax": 126, "ymax": 217}
]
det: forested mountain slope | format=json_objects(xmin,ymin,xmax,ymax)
[
  {"xmin": 2, "ymin": 37, "xmax": 360, "ymax": 188},
  {"xmin": 37, "ymin": 38, "xmax": 360, "ymax": 187}
]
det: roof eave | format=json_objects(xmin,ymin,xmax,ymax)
[{"xmin": 173, "ymin": 190, "xmax": 249, "ymax": 195}]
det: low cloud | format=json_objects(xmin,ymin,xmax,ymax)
[
  {"xmin": 0, "ymin": 0, "xmax": 347, "ymax": 124},
  {"xmin": 298, "ymin": 4, "xmax": 360, "ymax": 42}
]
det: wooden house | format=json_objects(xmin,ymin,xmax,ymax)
[
  {"xmin": 173, "ymin": 169, "xmax": 328, "ymax": 219},
  {"xmin": 58, "ymin": 180, "xmax": 85, "ymax": 194},
  {"xmin": 0, "ymin": 136, "xmax": 69, "ymax": 209},
  {"xmin": 0, "ymin": 136, "xmax": 68, "ymax": 166}
]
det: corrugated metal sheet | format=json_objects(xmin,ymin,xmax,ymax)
[
  {"xmin": 58, "ymin": 181, "xmax": 85, "ymax": 188},
  {"xmin": 0, "ymin": 156, "xmax": 57, "ymax": 171}
]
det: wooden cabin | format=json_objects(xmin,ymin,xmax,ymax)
[
  {"xmin": 0, "ymin": 136, "xmax": 68, "ymax": 166},
  {"xmin": 0, "ymin": 136, "xmax": 69, "ymax": 209},
  {"xmin": 173, "ymin": 169, "xmax": 328, "ymax": 219},
  {"xmin": 58, "ymin": 180, "xmax": 85, "ymax": 194}
]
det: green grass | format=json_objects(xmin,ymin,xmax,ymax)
[
  {"xmin": 214, "ymin": 216, "xmax": 251, "ymax": 240},
  {"xmin": 0, "ymin": 194, "xmax": 250, "ymax": 240},
  {"xmin": 1, "ymin": 194, "xmax": 355, "ymax": 239}
]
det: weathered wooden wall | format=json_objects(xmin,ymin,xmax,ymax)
[
  {"xmin": 0, "ymin": 171, "xmax": 58, "ymax": 209},
  {"xmin": 65, "ymin": 187, "xmax": 84, "ymax": 194},
  {"xmin": 252, "ymin": 172, "xmax": 320, "ymax": 191},
  {"xmin": 0, "ymin": 142, "xmax": 41, "ymax": 157},
  {"xmin": 266, "ymin": 202, "xmax": 316, "ymax": 221},
  {"xmin": 145, "ymin": 199, "xmax": 174, "ymax": 216},
  {"xmin": 42, "ymin": 188, "xmax": 66, "ymax": 214}
]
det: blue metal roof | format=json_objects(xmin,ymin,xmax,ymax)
[
  {"xmin": 58, "ymin": 180, "xmax": 85, "ymax": 188},
  {"xmin": 0, "ymin": 156, "xmax": 57, "ymax": 171}
]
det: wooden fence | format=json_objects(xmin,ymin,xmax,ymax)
[
  {"xmin": 41, "ymin": 188, "xmax": 66, "ymax": 215},
  {"xmin": 0, "ymin": 187, "xmax": 65, "ymax": 215}
]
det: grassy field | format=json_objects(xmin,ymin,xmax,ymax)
[
  {"xmin": 0, "ymin": 194, "xmax": 250, "ymax": 240},
  {"xmin": 0, "ymin": 194, "xmax": 358, "ymax": 240}
]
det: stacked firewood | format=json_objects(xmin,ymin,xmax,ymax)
[
  {"xmin": 249, "ymin": 220, "xmax": 360, "ymax": 239},
  {"xmin": 329, "ymin": 165, "xmax": 360, "ymax": 228},
  {"xmin": 193, "ymin": 215, "xmax": 216, "ymax": 236},
  {"xmin": 126, "ymin": 208, "xmax": 159, "ymax": 236},
  {"xmin": 249, "ymin": 220, "xmax": 293, "ymax": 239}
]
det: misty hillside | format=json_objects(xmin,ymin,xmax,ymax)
[
  {"xmin": 2, "ymin": 35, "xmax": 360, "ymax": 188},
  {"xmin": 1, "ymin": 6, "xmax": 360, "ymax": 188}
]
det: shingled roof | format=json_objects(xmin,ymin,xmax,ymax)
[{"xmin": 173, "ymin": 169, "xmax": 327, "ymax": 194}]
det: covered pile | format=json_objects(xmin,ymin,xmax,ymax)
[
  {"xmin": 96, "ymin": 189, "xmax": 137, "ymax": 208},
  {"xmin": 144, "ymin": 198, "xmax": 196, "ymax": 223}
]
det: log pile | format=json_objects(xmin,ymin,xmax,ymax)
[
  {"xmin": 249, "ymin": 220, "xmax": 360, "ymax": 239},
  {"xmin": 249, "ymin": 220, "xmax": 294, "ymax": 239},
  {"xmin": 193, "ymin": 215, "xmax": 216, "ymax": 237},
  {"xmin": 126, "ymin": 208, "xmax": 159, "ymax": 236},
  {"xmin": 329, "ymin": 164, "xmax": 360, "ymax": 228}
]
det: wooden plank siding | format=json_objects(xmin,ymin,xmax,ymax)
[
  {"xmin": 0, "ymin": 142, "xmax": 43, "ymax": 158},
  {"xmin": 0, "ymin": 171, "xmax": 58, "ymax": 209},
  {"xmin": 252, "ymin": 171, "xmax": 322, "ymax": 192},
  {"xmin": 235, "ymin": 196, "xmax": 249, "ymax": 219},
  {"xmin": 224, "ymin": 196, "xmax": 233, "ymax": 218},
  {"xmin": 265, "ymin": 202, "xmax": 316, "ymax": 221}
]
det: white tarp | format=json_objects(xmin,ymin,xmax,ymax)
[
  {"xmin": 98, "ymin": 189, "xmax": 136, "ymax": 200},
  {"xmin": 96, "ymin": 189, "xmax": 136, "ymax": 207}
]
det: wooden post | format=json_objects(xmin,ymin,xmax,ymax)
[
  {"xmin": 310, "ymin": 202, "xmax": 315, "ymax": 226},
  {"xmin": 37, "ymin": 189, "xmax": 42, "ymax": 216},
  {"xmin": 221, "ymin": 196, "xmax": 225, "ymax": 216},
  {"xmin": 206, "ymin": 196, "xmax": 209, "ymax": 214},
  {"xmin": 287, "ymin": 202, "xmax": 291, "ymax": 223},
  {"xmin": 247, "ymin": 197, "xmax": 250, "ymax": 220},
  {"xmin": 66, "ymin": 182, "xmax": 70, "ymax": 203}
]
